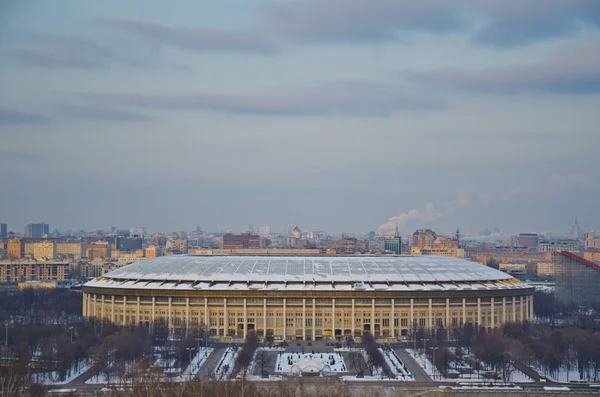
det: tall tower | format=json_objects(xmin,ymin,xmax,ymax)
[{"xmin": 571, "ymin": 218, "xmax": 580, "ymax": 240}]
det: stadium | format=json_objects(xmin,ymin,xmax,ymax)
[{"xmin": 82, "ymin": 256, "xmax": 534, "ymax": 341}]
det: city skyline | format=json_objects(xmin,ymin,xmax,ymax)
[{"xmin": 1, "ymin": 1, "xmax": 599, "ymax": 234}]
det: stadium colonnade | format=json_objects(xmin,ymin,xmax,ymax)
[{"xmin": 82, "ymin": 255, "xmax": 535, "ymax": 341}]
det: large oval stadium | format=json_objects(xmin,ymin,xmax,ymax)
[{"xmin": 82, "ymin": 256, "xmax": 534, "ymax": 341}]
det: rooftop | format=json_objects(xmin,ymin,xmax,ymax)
[{"xmin": 83, "ymin": 255, "xmax": 527, "ymax": 292}]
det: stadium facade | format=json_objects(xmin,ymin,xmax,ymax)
[{"xmin": 82, "ymin": 256, "xmax": 534, "ymax": 340}]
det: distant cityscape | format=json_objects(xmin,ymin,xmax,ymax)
[{"xmin": 1, "ymin": 219, "xmax": 599, "ymax": 291}]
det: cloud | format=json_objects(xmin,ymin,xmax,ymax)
[
  {"xmin": 0, "ymin": 107, "xmax": 49, "ymax": 125},
  {"xmin": 100, "ymin": 0, "xmax": 600, "ymax": 54},
  {"xmin": 456, "ymin": 191, "xmax": 469, "ymax": 207},
  {"xmin": 72, "ymin": 80, "xmax": 444, "ymax": 117},
  {"xmin": 377, "ymin": 202, "xmax": 443, "ymax": 232},
  {"xmin": 103, "ymin": 20, "xmax": 277, "ymax": 53},
  {"xmin": 411, "ymin": 40, "xmax": 600, "ymax": 94},
  {"xmin": 502, "ymin": 173, "xmax": 596, "ymax": 201},
  {"xmin": 263, "ymin": 0, "xmax": 467, "ymax": 44},
  {"xmin": 59, "ymin": 104, "xmax": 149, "ymax": 122},
  {"xmin": 469, "ymin": 0, "xmax": 600, "ymax": 48},
  {"xmin": 8, "ymin": 34, "xmax": 159, "ymax": 70},
  {"xmin": 9, "ymin": 35, "xmax": 118, "ymax": 69}
]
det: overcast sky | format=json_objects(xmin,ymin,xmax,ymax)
[{"xmin": 1, "ymin": 0, "xmax": 599, "ymax": 236}]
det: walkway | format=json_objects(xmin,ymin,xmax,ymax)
[{"xmin": 395, "ymin": 348, "xmax": 431, "ymax": 382}]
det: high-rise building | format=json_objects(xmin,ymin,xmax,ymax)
[
  {"xmin": 115, "ymin": 236, "xmax": 143, "ymax": 251},
  {"xmin": 7, "ymin": 238, "xmax": 22, "ymax": 260},
  {"xmin": 222, "ymin": 234, "xmax": 261, "ymax": 249},
  {"xmin": 55, "ymin": 242, "xmax": 85, "ymax": 258},
  {"xmin": 24, "ymin": 223, "xmax": 49, "ymax": 238},
  {"xmin": 570, "ymin": 219, "xmax": 581, "ymax": 240},
  {"xmin": 0, "ymin": 223, "xmax": 7, "ymax": 239},
  {"xmin": 166, "ymin": 238, "xmax": 188, "ymax": 253},
  {"xmin": 517, "ymin": 233, "xmax": 539, "ymax": 249},
  {"xmin": 32, "ymin": 241, "xmax": 56, "ymax": 260},
  {"xmin": 0, "ymin": 260, "xmax": 69, "ymax": 282},
  {"xmin": 412, "ymin": 229, "xmax": 436, "ymax": 249},
  {"xmin": 145, "ymin": 246, "xmax": 163, "ymax": 259},
  {"xmin": 86, "ymin": 241, "xmax": 110, "ymax": 260},
  {"xmin": 384, "ymin": 226, "xmax": 401, "ymax": 255}
]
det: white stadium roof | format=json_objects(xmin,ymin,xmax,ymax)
[{"xmin": 84, "ymin": 256, "xmax": 527, "ymax": 292}]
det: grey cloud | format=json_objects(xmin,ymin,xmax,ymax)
[
  {"xmin": 469, "ymin": 0, "xmax": 600, "ymax": 48},
  {"xmin": 73, "ymin": 80, "xmax": 444, "ymax": 117},
  {"xmin": 0, "ymin": 107, "xmax": 49, "ymax": 125},
  {"xmin": 59, "ymin": 104, "xmax": 149, "ymax": 122},
  {"xmin": 102, "ymin": 0, "xmax": 599, "ymax": 53},
  {"xmin": 103, "ymin": 20, "xmax": 278, "ymax": 54},
  {"xmin": 263, "ymin": 0, "xmax": 467, "ymax": 43},
  {"xmin": 9, "ymin": 35, "xmax": 118, "ymax": 69},
  {"xmin": 9, "ymin": 34, "xmax": 160, "ymax": 70},
  {"xmin": 410, "ymin": 41, "xmax": 600, "ymax": 94}
]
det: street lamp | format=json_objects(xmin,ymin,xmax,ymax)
[
  {"xmin": 429, "ymin": 347, "xmax": 439, "ymax": 380},
  {"xmin": 186, "ymin": 347, "xmax": 196, "ymax": 380},
  {"xmin": 4, "ymin": 321, "xmax": 9, "ymax": 348}
]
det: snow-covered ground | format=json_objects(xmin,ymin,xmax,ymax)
[
  {"xmin": 31, "ymin": 361, "xmax": 90, "ymax": 385},
  {"xmin": 214, "ymin": 347, "xmax": 239, "ymax": 379},
  {"xmin": 380, "ymin": 349, "xmax": 411, "ymax": 378},
  {"xmin": 533, "ymin": 363, "xmax": 596, "ymax": 383},
  {"xmin": 85, "ymin": 347, "xmax": 214, "ymax": 384},
  {"xmin": 406, "ymin": 349, "xmax": 533, "ymax": 383},
  {"xmin": 335, "ymin": 348, "xmax": 413, "ymax": 381},
  {"xmin": 276, "ymin": 352, "xmax": 347, "ymax": 374}
]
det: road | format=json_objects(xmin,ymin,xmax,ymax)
[
  {"xmin": 195, "ymin": 347, "xmax": 225, "ymax": 379},
  {"xmin": 395, "ymin": 348, "xmax": 432, "ymax": 382}
]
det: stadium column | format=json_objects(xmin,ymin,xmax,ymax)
[
  {"xmin": 204, "ymin": 299, "xmax": 208, "ymax": 335},
  {"xmin": 350, "ymin": 299, "xmax": 354, "ymax": 338},
  {"xmin": 529, "ymin": 295, "xmax": 533, "ymax": 321},
  {"xmin": 428, "ymin": 298, "xmax": 432, "ymax": 330},
  {"xmin": 491, "ymin": 298, "xmax": 495, "ymax": 328},
  {"xmin": 371, "ymin": 299, "xmax": 375, "ymax": 337},
  {"xmin": 224, "ymin": 298, "xmax": 229, "ymax": 338},
  {"xmin": 477, "ymin": 297, "xmax": 481, "ymax": 327},
  {"xmin": 409, "ymin": 299, "xmax": 414, "ymax": 334},
  {"xmin": 391, "ymin": 298, "xmax": 395, "ymax": 338},
  {"xmin": 312, "ymin": 299, "xmax": 316, "ymax": 340},
  {"xmin": 122, "ymin": 298, "xmax": 126, "ymax": 326},
  {"xmin": 151, "ymin": 297, "xmax": 155, "ymax": 327},
  {"xmin": 136, "ymin": 296, "xmax": 140, "ymax": 326},
  {"xmin": 519, "ymin": 296, "xmax": 524, "ymax": 322},
  {"xmin": 502, "ymin": 297, "xmax": 506, "ymax": 324},
  {"xmin": 332, "ymin": 298, "xmax": 336, "ymax": 339},
  {"xmin": 445, "ymin": 298, "xmax": 450, "ymax": 330},
  {"xmin": 168, "ymin": 297, "xmax": 172, "ymax": 332},
  {"xmin": 243, "ymin": 298, "xmax": 248, "ymax": 339},
  {"xmin": 302, "ymin": 298, "xmax": 306, "ymax": 340},
  {"xmin": 512, "ymin": 298, "xmax": 516, "ymax": 322},
  {"xmin": 263, "ymin": 299, "xmax": 267, "ymax": 339},
  {"xmin": 283, "ymin": 298, "xmax": 287, "ymax": 340},
  {"xmin": 462, "ymin": 298, "xmax": 466, "ymax": 326},
  {"xmin": 187, "ymin": 297, "xmax": 191, "ymax": 336},
  {"xmin": 82, "ymin": 293, "xmax": 87, "ymax": 317}
]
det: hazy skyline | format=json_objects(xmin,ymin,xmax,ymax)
[{"xmin": 1, "ymin": 1, "xmax": 599, "ymax": 235}]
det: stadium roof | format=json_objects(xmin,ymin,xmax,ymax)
[{"xmin": 84, "ymin": 256, "xmax": 527, "ymax": 292}]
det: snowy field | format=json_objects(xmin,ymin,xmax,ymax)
[
  {"xmin": 533, "ymin": 363, "xmax": 597, "ymax": 383},
  {"xmin": 407, "ymin": 349, "xmax": 533, "ymax": 383},
  {"xmin": 85, "ymin": 347, "xmax": 214, "ymax": 384},
  {"xmin": 276, "ymin": 352, "xmax": 347, "ymax": 374},
  {"xmin": 335, "ymin": 348, "xmax": 413, "ymax": 381}
]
